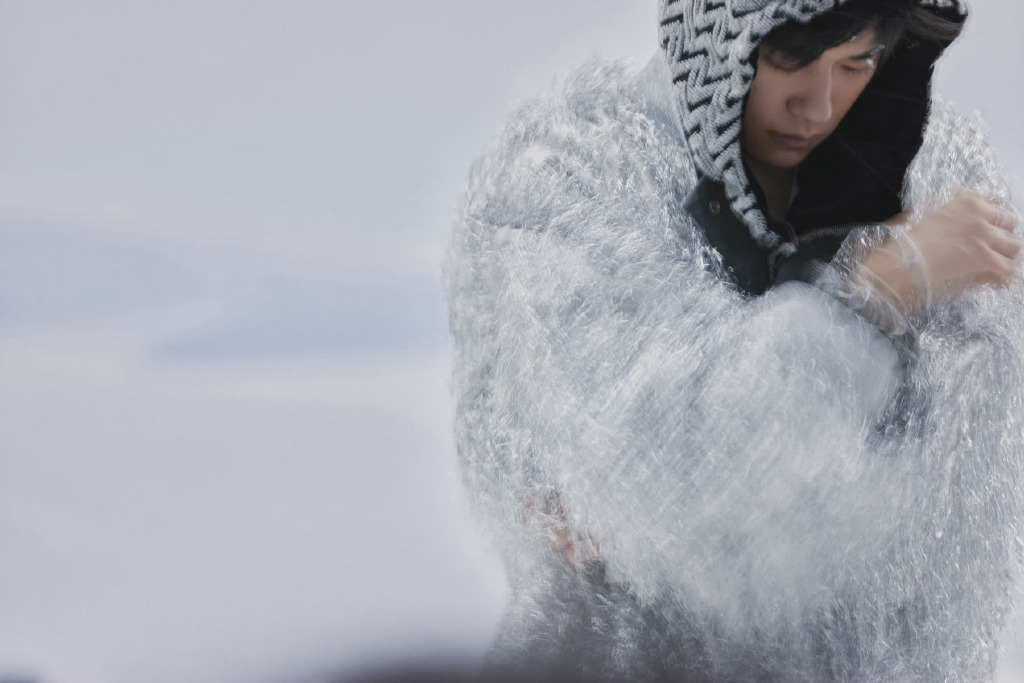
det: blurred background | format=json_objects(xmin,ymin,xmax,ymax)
[{"xmin": 0, "ymin": 1, "xmax": 1021, "ymax": 681}]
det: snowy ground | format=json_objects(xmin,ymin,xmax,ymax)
[
  {"xmin": 0, "ymin": 285, "xmax": 506, "ymax": 682},
  {"xmin": 1, "ymin": 1, "xmax": 1023, "ymax": 681},
  {"xmin": 1, "ymin": 254, "xmax": 1023, "ymax": 683}
]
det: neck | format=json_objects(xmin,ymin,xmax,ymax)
[{"xmin": 744, "ymin": 155, "xmax": 795, "ymax": 223}]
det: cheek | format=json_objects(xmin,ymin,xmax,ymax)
[
  {"xmin": 834, "ymin": 80, "xmax": 872, "ymax": 120},
  {"xmin": 742, "ymin": 87, "xmax": 775, "ymax": 144},
  {"xmin": 743, "ymin": 87, "xmax": 763, "ymax": 130},
  {"xmin": 745, "ymin": 74, "xmax": 785, "ymax": 126}
]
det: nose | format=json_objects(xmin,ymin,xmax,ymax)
[{"xmin": 788, "ymin": 63, "xmax": 833, "ymax": 125}]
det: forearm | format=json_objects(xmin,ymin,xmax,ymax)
[{"xmin": 456, "ymin": 214, "xmax": 907, "ymax": 602}]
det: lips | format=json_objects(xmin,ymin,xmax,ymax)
[{"xmin": 769, "ymin": 131, "xmax": 821, "ymax": 150}]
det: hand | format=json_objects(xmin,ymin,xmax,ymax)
[
  {"xmin": 548, "ymin": 524, "xmax": 602, "ymax": 565},
  {"xmin": 522, "ymin": 493, "xmax": 602, "ymax": 565},
  {"xmin": 862, "ymin": 191, "xmax": 1021, "ymax": 316}
]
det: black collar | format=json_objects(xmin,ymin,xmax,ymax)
[
  {"xmin": 683, "ymin": 175, "xmax": 777, "ymax": 296},
  {"xmin": 683, "ymin": 173, "xmax": 851, "ymax": 296}
]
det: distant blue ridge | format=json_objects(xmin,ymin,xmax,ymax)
[
  {"xmin": 0, "ymin": 222, "xmax": 449, "ymax": 362},
  {"xmin": 0, "ymin": 223, "xmax": 206, "ymax": 327},
  {"xmin": 150, "ymin": 277, "xmax": 449, "ymax": 363}
]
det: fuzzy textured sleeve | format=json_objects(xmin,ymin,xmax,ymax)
[{"xmin": 446, "ymin": 63, "xmax": 1024, "ymax": 682}]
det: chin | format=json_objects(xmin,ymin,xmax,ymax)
[
  {"xmin": 768, "ymin": 147, "xmax": 812, "ymax": 170},
  {"xmin": 743, "ymin": 136, "xmax": 815, "ymax": 174}
]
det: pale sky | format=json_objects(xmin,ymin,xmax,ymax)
[
  {"xmin": 1, "ymin": 1, "xmax": 1015, "ymax": 278},
  {"xmin": 0, "ymin": 2, "xmax": 1022, "ymax": 681}
]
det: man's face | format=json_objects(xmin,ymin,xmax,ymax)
[{"xmin": 742, "ymin": 28, "xmax": 882, "ymax": 172}]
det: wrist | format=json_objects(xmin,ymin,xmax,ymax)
[{"xmin": 858, "ymin": 248, "xmax": 919, "ymax": 315}]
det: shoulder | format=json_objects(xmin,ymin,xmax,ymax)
[{"xmin": 462, "ymin": 57, "xmax": 696, "ymax": 232}]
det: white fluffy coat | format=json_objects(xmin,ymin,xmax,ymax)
[{"xmin": 445, "ymin": 54, "xmax": 1024, "ymax": 682}]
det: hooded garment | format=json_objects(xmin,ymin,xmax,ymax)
[{"xmin": 445, "ymin": 1, "xmax": 1024, "ymax": 681}]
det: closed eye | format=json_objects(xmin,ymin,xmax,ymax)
[
  {"xmin": 759, "ymin": 49, "xmax": 804, "ymax": 73},
  {"xmin": 842, "ymin": 61, "xmax": 875, "ymax": 75}
]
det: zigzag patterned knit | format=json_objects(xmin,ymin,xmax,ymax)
[{"xmin": 658, "ymin": 0, "xmax": 967, "ymax": 251}]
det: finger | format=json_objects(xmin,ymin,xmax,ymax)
[
  {"xmin": 991, "ymin": 207, "xmax": 1017, "ymax": 233},
  {"xmin": 568, "ymin": 539, "xmax": 601, "ymax": 564},
  {"xmin": 551, "ymin": 531, "xmax": 601, "ymax": 564},
  {"xmin": 986, "ymin": 223, "xmax": 1024, "ymax": 260},
  {"xmin": 979, "ymin": 247, "xmax": 1020, "ymax": 288},
  {"xmin": 549, "ymin": 529, "xmax": 573, "ymax": 551},
  {"xmin": 955, "ymin": 188, "xmax": 985, "ymax": 201},
  {"xmin": 957, "ymin": 188, "xmax": 1004, "ymax": 206}
]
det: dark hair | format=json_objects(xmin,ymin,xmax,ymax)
[{"xmin": 758, "ymin": 0, "xmax": 962, "ymax": 70}]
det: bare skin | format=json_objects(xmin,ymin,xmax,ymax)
[
  {"xmin": 550, "ymin": 195, "xmax": 1023, "ymax": 562},
  {"xmin": 743, "ymin": 29, "xmax": 883, "ymax": 220},
  {"xmin": 742, "ymin": 26, "xmax": 1022, "ymax": 303},
  {"xmin": 746, "ymin": 39, "xmax": 1022, "ymax": 307},
  {"xmin": 527, "ymin": 493, "xmax": 601, "ymax": 564},
  {"xmin": 546, "ymin": 28, "xmax": 1022, "ymax": 565},
  {"xmin": 869, "ymin": 193, "xmax": 1021, "ymax": 313},
  {"xmin": 548, "ymin": 521, "xmax": 602, "ymax": 565}
]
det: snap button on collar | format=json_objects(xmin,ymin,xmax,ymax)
[{"xmin": 709, "ymin": 199, "xmax": 721, "ymax": 214}]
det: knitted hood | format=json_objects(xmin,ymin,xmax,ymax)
[{"xmin": 659, "ymin": 0, "xmax": 968, "ymax": 250}]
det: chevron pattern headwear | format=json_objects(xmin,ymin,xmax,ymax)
[{"xmin": 659, "ymin": 0, "xmax": 967, "ymax": 251}]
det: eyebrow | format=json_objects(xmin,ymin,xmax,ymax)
[{"xmin": 849, "ymin": 44, "xmax": 886, "ymax": 60}]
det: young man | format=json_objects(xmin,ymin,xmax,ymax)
[{"xmin": 446, "ymin": 0, "xmax": 1024, "ymax": 680}]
